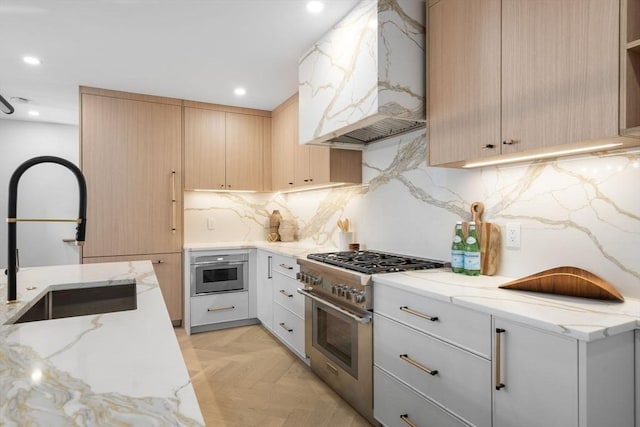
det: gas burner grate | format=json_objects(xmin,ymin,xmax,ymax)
[{"xmin": 307, "ymin": 250, "xmax": 448, "ymax": 274}]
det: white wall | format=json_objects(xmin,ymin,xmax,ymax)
[{"xmin": 0, "ymin": 119, "xmax": 80, "ymax": 268}]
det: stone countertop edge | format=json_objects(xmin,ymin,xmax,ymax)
[
  {"xmin": 372, "ymin": 270, "xmax": 640, "ymax": 342},
  {"xmin": 0, "ymin": 260, "xmax": 204, "ymax": 426},
  {"xmin": 184, "ymin": 240, "xmax": 338, "ymax": 258}
]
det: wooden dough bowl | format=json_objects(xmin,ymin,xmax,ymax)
[{"xmin": 499, "ymin": 266, "xmax": 624, "ymax": 302}]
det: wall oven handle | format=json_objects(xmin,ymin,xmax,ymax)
[
  {"xmin": 399, "ymin": 306, "xmax": 439, "ymax": 322},
  {"xmin": 400, "ymin": 414, "xmax": 418, "ymax": 427},
  {"xmin": 297, "ymin": 288, "xmax": 372, "ymax": 324},
  {"xmin": 191, "ymin": 261, "xmax": 247, "ymax": 267}
]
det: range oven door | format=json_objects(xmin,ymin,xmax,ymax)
[
  {"xmin": 311, "ymin": 300, "xmax": 360, "ymax": 378},
  {"xmin": 301, "ymin": 290, "xmax": 374, "ymax": 423}
]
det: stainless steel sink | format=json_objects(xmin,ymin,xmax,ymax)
[{"xmin": 13, "ymin": 281, "xmax": 137, "ymax": 324}]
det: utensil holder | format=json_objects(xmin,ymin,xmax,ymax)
[{"xmin": 338, "ymin": 232, "xmax": 353, "ymax": 251}]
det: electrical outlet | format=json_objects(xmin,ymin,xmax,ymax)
[
  {"xmin": 207, "ymin": 217, "xmax": 215, "ymax": 230},
  {"xmin": 506, "ymin": 223, "xmax": 521, "ymax": 249}
]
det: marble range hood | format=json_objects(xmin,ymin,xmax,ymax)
[{"xmin": 298, "ymin": 0, "xmax": 425, "ymax": 147}]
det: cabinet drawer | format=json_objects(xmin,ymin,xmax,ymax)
[
  {"xmin": 374, "ymin": 284, "xmax": 491, "ymax": 357},
  {"xmin": 374, "ymin": 366, "xmax": 468, "ymax": 427},
  {"xmin": 190, "ymin": 292, "xmax": 249, "ymax": 326},
  {"xmin": 272, "ymin": 303, "xmax": 305, "ymax": 358},
  {"xmin": 271, "ymin": 253, "xmax": 299, "ymax": 279},
  {"xmin": 273, "ymin": 271, "xmax": 304, "ymax": 317},
  {"xmin": 374, "ymin": 314, "xmax": 491, "ymax": 427}
]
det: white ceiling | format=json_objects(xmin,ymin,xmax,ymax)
[{"xmin": 0, "ymin": 0, "xmax": 359, "ymax": 125}]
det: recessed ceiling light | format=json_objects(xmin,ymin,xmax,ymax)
[
  {"xmin": 28, "ymin": 110, "xmax": 40, "ymax": 117},
  {"xmin": 307, "ymin": 1, "xmax": 324, "ymax": 13},
  {"xmin": 23, "ymin": 56, "xmax": 41, "ymax": 65},
  {"xmin": 234, "ymin": 87, "xmax": 246, "ymax": 96}
]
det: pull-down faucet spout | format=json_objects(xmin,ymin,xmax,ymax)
[{"xmin": 6, "ymin": 156, "xmax": 87, "ymax": 303}]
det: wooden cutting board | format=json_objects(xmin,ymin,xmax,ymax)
[{"xmin": 461, "ymin": 202, "xmax": 501, "ymax": 276}]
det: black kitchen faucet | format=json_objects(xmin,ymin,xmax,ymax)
[{"xmin": 5, "ymin": 156, "xmax": 87, "ymax": 303}]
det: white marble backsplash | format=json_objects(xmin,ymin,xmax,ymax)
[{"xmin": 184, "ymin": 129, "xmax": 640, "ymax": 298}]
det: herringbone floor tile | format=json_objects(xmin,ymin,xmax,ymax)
[{"xmin": 176, "ymin": 325, "xmax": 371, "ymax": 427}]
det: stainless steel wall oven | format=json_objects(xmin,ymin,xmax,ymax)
[{"xmin": 190, "ymin": 252, "xmax": 248, "ymax": 296}]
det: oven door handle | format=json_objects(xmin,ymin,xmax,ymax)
[
  {"xmin": 191, "ymin": 261, "xmax": 247, "ymax": 267},
  {"xmin": 297, "ymin": 288, "xmax": 372, "ymax": 324}
]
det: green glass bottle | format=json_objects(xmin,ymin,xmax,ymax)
[
  {"xmin": 464, "ymin": 221, "xmax": 481, "ymax": 276},
  {"xmin": 451, "ymin": 221, "xmax": 465, "ymax": 273}
]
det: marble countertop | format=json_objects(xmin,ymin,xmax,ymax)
[
  {"xmin": 373, "ymin": 270, "xmax": 640, "ymax": 342},
  {"xmin": 185, "ymin": 240, "xmax": 337, "ymax": 258},
  {"xmin": 0, "ymin": 261, "xmax": 204, "ymax": 425}
]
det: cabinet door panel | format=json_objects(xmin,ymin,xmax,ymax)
[
  {"xmin": 501, "ymin": 0, "xmax": 618, "ymax": 153},
  {"xmin": 83, "ymin": 253, "xmax": 182, "ymax": 322},
  {"xmin": 273, "ymin": 95, "xmax": 298, "ymax": 190},
  {"xmin": 307, "ymin": 146, "xmax": 331, "ymax": 185},
  {"xmin": 493, "ymin": 318, "xmax": 578, "ymax": 427},
  {"xmin": 184, "ymin": 107, "xmax": 226, "ymax": 190},
  {"xmin": 428, "ymin": 0, "xmax": 501, "ymax": 165},
  {"xmin": 225, "ymin": 112, "xmax": 264, "ymax": 191},
  {"xmin": 256, "ymin": 250, "xmax": 273, "ymax": 330},
  {"xmin": 81, "ymin": 95, "xmax": 182, "ymax": 256}
]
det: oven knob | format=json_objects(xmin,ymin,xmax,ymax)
[
  {"xmin": 338, "ymin": 285, "xmax": 346, "ymax": 297},
  {"xmin": 296, "ymin": 272, "xmax": 301, "ymax": 281},
  {"xmin": 356, "ymin": 291, "xmax": 366, "ymax": 303},
  {"xmin": 346, "ymin": 289, "xmax": 356, "ymax": 301}
]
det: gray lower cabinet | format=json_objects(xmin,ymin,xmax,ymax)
[
  {"xmin": 256, "ymin": 249, "xmax": 306, "ymax": 361},
  {"xmin": 374, "ymin": 282, "xmax": 637, "ymax": 427}
]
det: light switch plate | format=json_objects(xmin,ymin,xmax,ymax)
[{"xmin": 506, "ymin": 223, "xmax": 521, "ymax": 249}]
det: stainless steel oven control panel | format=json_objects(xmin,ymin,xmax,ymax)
[{"xmin": 296, "ymin": 258, "xmax": 372, "ymax": 311}]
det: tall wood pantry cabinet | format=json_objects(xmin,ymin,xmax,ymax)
[
  {"xmin": 80, "ymin": 87, "xmax": 183, "ymax": 322},
  {"xmin": 428, "ymin": 0, "xmax": 620, "ymax": 166}
]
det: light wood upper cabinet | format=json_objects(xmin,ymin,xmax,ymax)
[
  {"xmin": 429, "ymin": 0, "xmax": 621, "ymax": 167},
  {"xmin": 501, "ymin": 0, "xmax": 619, "ymax": 155},
  {"xmin": 184, "ymin": 107, "xmax": 226, "ymax": 190},
  {"xmin": 272, "ymin": 94, "xmax": 297, "ymax": 190},
  {"xmin": 225, "ymin": 112, "xmax": 264, "ymax": 191},
  {"xmin": 428, "ymin": 0, "xmax": 501, "ymax": 165},
  {"xmin": 81, "ymin": 93, "xmax": 183, "ymax": 256},
  {"xmin": 272, "ymin": 93, "xmax": 362, "ymax": 191},
  {"xmin": 184, "ymin": 106, "xmax": 269, "ymax": 192}
]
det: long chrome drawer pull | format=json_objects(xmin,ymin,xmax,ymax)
[
  {"xmin": 279, "ymin": 322, "xmax": 293, "ymax": 333},
  {"xmin": 207, "ymin": 305, "xmax": 235, "ymax": 312},
  {"xmin": 400, "ymin": 414, "xmax": 418, "ymax": 427},
  {"xmin": 495, "ymin": 328, "xmax": 506, "ymax": 390},
  {"xmin": 279, "ymin": 289, "xmax": 293, "ymax": 298},
  {"xmin": 400, "ymin": 354, "xmax": 438, "ymax": 376},
  {"xmin": 297, "ymin": 288, "xmax": 372, "ymax": 324},
  {"xmin": 400, "ymin": 306, "xmax": 439, "ymax": 322},
  {"xmin": 279, "ymin": 263, "xmax": 293, "ymax": 270}
]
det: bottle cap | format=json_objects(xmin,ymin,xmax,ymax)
[{"xmin": 455, "ymin": 221, "xmax": 462, "ymax": 225}]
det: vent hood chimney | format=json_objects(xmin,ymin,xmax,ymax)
[{"xmin": 299, "ymin": 0, "xmax": 425, "ymax": 147}]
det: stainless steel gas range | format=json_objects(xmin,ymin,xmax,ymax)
[{"xmin": 296, "ymin": 250, "xmax": 448, "ymax": 425}]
